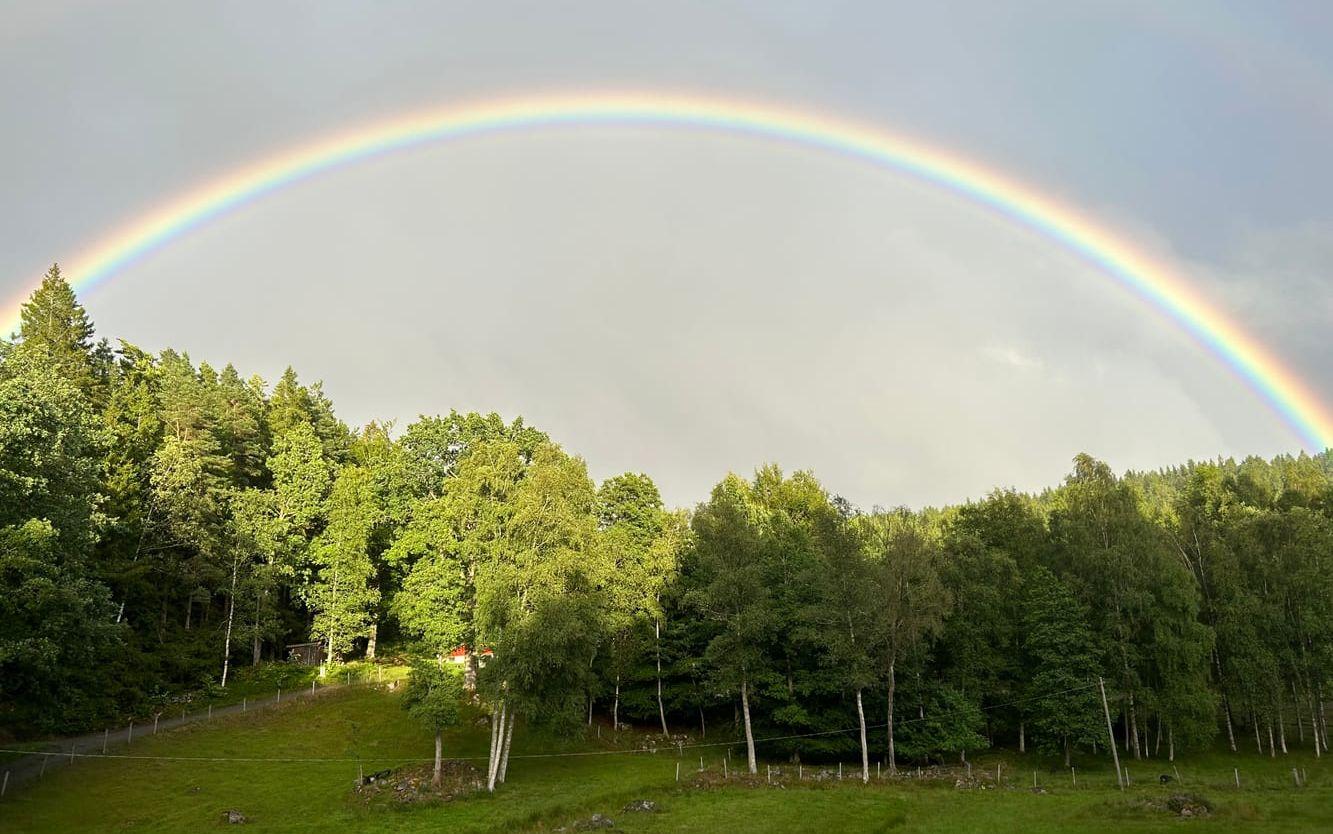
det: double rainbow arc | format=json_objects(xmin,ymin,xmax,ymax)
[{"xmin": 5, "ymin": 93, "xmax": 1329, "ymax": 449}]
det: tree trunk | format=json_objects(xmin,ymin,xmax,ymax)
[
  {"xmin": 433, "ymin": 729, "xmax": 443, "ymax": 788},
  {"xmin": 1268, "ymin": 717, "xmax": 1277, "ymax": 758},
  {"xmin": 464, "ymin": 650, "xmax": 478, "ymax": 693},
  {"xmin": 1064, "ymin": 735, "xmax": 1071, "ymax": 768},
  {"xmin": 252, "ymin": 588, "xmax": 263, "ymax": 665},
  {"xmin": 1293, "ymin": 681, "xmax": 1305, "ymax": 744},
  {"xmin": 656, "ymin": 620, "xmax": 668, "ymax": 736},
  {"xmin": 1018, "ymin": 720, "xmax": 1025, "ymax": 754},
  {"xmin": 498, "ymin": 712, "xmax": 515, "ymax": 784},
  {"xmin": 1317, "ymin": 683, "xmax": 1328, "ymax": 750},
  {"xmin": 1252, "ymin": 709, "xmax": 1263, "ymax": 754},
  {"xmin": 1223, "ymin": 693, "xmax": 1237, "ymax": 752},
  {"xmin": 1277, "ymin": 694, "xmax": 1288, "ymax": 754},
  {"xmin": 613, "ymin": 675, "xmax": 621, "ymax": 732},
  {"xmin": 1168, "ymin": 726, "xmax": 1175, "ymax": 762},
  {"xmin": 856, "ymin": 688, "xmax": 869, "ymax": 783},
  {"xmin": 366, "ymin": 622, "xmax": 377, "ymax": 661},
  {"xmin": 698, "ymin": 703, "xmax": 706, "ymax": 738},
  {"xmin": 221, "ymin": 556, "xmax": 240, "ymax": 687},
  {"xmin": 886, "ymin": 661, "xmax": 897, "ymax": 772},
  {"xmin": 1310, "ymin": 689, "xmax": 1323, "ymax": 756},
  {"xmin": 740, "ymin": 675, "xmax": 757, "ymax": 775},
  {"xmin": 1154, "ymin": 715, "xmax": 1162, "ymax": 756},
  {"xmin": 487, "ymin": 700, "xmax": 506, "ymax": 792},
  {"xmin": 1128, "ymin": 694, "xmax": 1141, "ymax": 760}
]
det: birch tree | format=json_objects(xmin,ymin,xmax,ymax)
[
  {"xmin": 858, "ymin": 509, "xmax": 951, "ymax": 771},
  {"xmin": 688, "ymin": 474, "xmax": 774, "ymax": 774}
]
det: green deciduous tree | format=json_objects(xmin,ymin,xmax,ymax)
[{"xmin": 402, "ymin": 659, "xmax": 465, "ymax": 787}]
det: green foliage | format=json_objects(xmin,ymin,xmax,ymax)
[
  {"xmin": 307, "ymin": 466, "xmax": 382, "ymax": 660},
  {"xmin": 895, "ymin": 682, "xmax": 987, "ymax": 761},
  {"xmin": 402, "ymin": 659, "xmax": 464, "ymax": 731},
  {"xmin": 3, "ymin": 272, "xmax": 1331, "ymax": 784},
  {"xmin": 1020, "ymin": 567, "xmax": 1102, "ymax": 758}
]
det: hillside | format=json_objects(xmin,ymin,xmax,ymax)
[{"xmin": 2, "ymin": 677, "xmax": 1331, "ymax": 833}]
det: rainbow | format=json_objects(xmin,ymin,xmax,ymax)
[{"xmin": 5, "ymin": 92, "xmax": 1330, "ymax": 449}]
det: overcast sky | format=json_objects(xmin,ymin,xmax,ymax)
[{"xmin": 3, "ymin": 1, "xmax": 1331, "ymax": 508}]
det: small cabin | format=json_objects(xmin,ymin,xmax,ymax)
[{"xmin": 286, "ymin": 641, "xmax": 325, "ymax": 666}]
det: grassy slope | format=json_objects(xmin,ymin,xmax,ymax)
[{"xmin": 1, "ymin": 684, "xmax": 1329, "ymax": 833}]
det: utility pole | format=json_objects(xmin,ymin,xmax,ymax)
[{"xmin": 1099, "ymin": 677, "xmax": 1123, "ymax": 790}]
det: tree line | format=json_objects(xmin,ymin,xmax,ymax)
[{"xmin": 2, "ymin": 266, "xmax": 1330, "ymax": 786}]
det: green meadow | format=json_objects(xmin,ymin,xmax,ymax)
[{"xmin": 2, "ymin": 683, "xmax": 1328, "ymax": 834}]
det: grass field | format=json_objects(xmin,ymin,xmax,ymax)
[{"xmin": 1, "ymin": 681, "xmax": 1329, "ymax": 833}]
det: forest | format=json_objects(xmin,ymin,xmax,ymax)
[{"xmin": 2, "ymin": 265, "xmax": 1330, "ymax": 791}]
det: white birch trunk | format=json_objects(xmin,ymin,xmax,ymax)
[
  {"xmin": 613, "ymin": 675, "xmax": 620, "ymax": 731},
  {"xmin": 740, "ymin": 675, "xmax": 757, "ymax": 774},
  {"xmin": 1223, "ymin": 695, "xmax": 1237, "ymax": 752},
  {"xmin": 221, "ymin": 555, "xmax": 240, "ymax": 687},
  {"xmin": 433, "ymin": 729, "xmax": 443, "ymax": 788},
  {"xmin": 855, "ymin": 688, "xmax": 869, "ymax": 782},
  {"xmin": 1128, "ymin": 694, "xmax": 1141, "ymax": 760},
  {"xmin": 886, "ymin": 661, "xmax": 897, "ymax": 772},
  {"xmin": 656, "ymin": 620, "xmax": 668, "ymax": 736},
  {"xmin": 498, "ymin": 714, "xmax": 515, "ymax": 784},
  {"xmin": 487, "ymin": 700, "xmax": 506, "ymax": 792}
]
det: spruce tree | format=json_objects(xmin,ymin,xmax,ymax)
[{"xmin": 1021, "ymin": 566, "xmax": 1102, "ymax": 765}]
